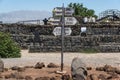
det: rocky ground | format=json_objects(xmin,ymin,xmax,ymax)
[
  {"xmin": 0, "ymin": 63, "xmax": 120, "ymax": 80},
  {"xmin": 1, "ymin": 50, "xmax": 120, "ymax": 80}
]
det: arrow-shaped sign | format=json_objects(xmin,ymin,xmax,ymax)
[
  {"xmin": 65, "ymin": 17, "xmax": 77, "ymax": 25},
  {"xmin": 53, "ymin": 27, "xmax": 72, "ymax": 36}
]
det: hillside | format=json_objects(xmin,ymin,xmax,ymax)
[{"xmin": 0, "ymin": 10, "xmax": 52, "ymax": 23}]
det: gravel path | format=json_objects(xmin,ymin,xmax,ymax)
[{"xmin": 2, "ymin": 50, "xmax": 120, "ymax": 68}]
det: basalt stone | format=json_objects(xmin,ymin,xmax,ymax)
[
  {"xmin": 98, "ymin": 74, "xmax": 107, "ymax": 80},
  {"xmin": 11, "ymin": 66, "xmax": 19, "ymax": 70},
  {"xmin": 10, "ymin": 72, "xmax": 24, "ymax": 79},
  {"xmin": 4, "ymin": 74, "xmax": 11, "ymax": 79},
  {"xmin": 61, "ymin": 74, "xmax": 70, "ymax": 80},
  {"xmin": 103, "ymin": 65, "xmax": 116, "ymax": 72},
  {"xmin": 17, "ymin": 67, "xmax": 25, "ymax": 72},
  {"xmin": 71, "ymin": 57, "xmax": 88, "ymax": 80},
  {"xmin": 90, "ymin": 74, "xmax": 99, "ymax": 80},
  {"xmin": 87, "ymin": 67, "xmax": 92, "ymax": 70},
  {"xmin": 96, "ymin": 67, "xmax": 104, "ymax": 71},
  {"xmin": 4, "ymin": 68, "xmax": 9, "ymax": 72},
  {"xmin": 35, "ymin": 62, "xmax": 45, "ymax": 69},
  {"xmin": 35, "ymin": 77, "xmax": 50, "ymax": 80},
  {"xmin": 25, "ymin": 76, "xmax": 33, "ymax": 80},
  {"xmin": 47, "ymin": 63, "xmax": 59, "ymax": 68},
  {"xmin": 115, "ymin": 68, "xmax": 120, "ymax": 74}
]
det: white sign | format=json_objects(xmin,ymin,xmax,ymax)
[
  {"xmin": 65, "ymin": 17, "xmax": 77, "ymax": 25},
  {"xmin": 53, "ymin": 27, "xmax": 72, "ymax": 36},
  {"xmin": 81, "ymin": 27, "xmax": 87, "ymax": 32}
]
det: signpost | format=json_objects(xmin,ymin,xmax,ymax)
[
  {"xmin": 65, "ymin": 17, "xmax": 77, "ymax": 25},
  {"xmin": 55, "ymin": 3, "xmax": 73, "ymax": 73},
  {"xmin": 61, "ymin": 3, "xmax": 65, "ymax": 72},
  {"xmin": 53, "ymin": 27, "xmax": 72, "ymax": 36}
]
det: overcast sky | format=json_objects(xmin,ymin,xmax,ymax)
[{"xmin": 0, "ymin": 0, "xmax": 120, "ymax": 15}]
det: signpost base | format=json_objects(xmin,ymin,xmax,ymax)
[{"xmin": 56, "ymin": 70, "xmax": 67, "ymax": 74}]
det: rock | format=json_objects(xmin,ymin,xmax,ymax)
[
  {"xmin": 35, "ymin": 62, "xmax": 45, "ymax": 69},
  {"xmin": 62, "ymin": 74, "xmax": 70, "ymax": 80},
  {"xmin": 25, "ymin": 76, "xmax": 33, "ymax": 80},
  {"xmin": 107, "ymin": 72, "xmax": 119, "ymax": 79},
  {"xmin": 11, "ymin": 66, "xmax": 19, "ymax": 70},
  {"xmin": 10, "ymin": 72, "xmax": 24, "ymax": 79},
  {"xmin": 17, "ymin": 67, "xmax": 25, "ymax": 72},
  {"xmin": 98, "ymin": 74, "xmax": 106, "ymax": 80},
  {"xmin": 103, "ymin": 65, "xmax": 116, "ymax": 72},
  {"xmin": 71, "ymin": 57, "xmax": 88, "ymax": 80},
  {"xmin": 115, "ymin": 68, "xmax": 120, "ymax": 74},
  {"xmin": 47, "ymin": 63, "xmax": 59, "ymax": 68},
  {"xmin": 4, "ymin": 68, "xmax": 9, "ymax": 71},
  {"xmin": 4, "ymin": 74, "xmax": 11, "ymax": 79},
  {"xmin": 87, "ymin": 67, "xmax": 92, "ymax": 70},
  {"xmin": 96, "ymin": 67, "xmax": 104, "ymax": 71},
  {"xmin": 0, "ymin": 59, "xmax": 4, "ymax": 72},
  {"xmin": 0, "ymin": 73, "xmax": 3, "ymax": 79},
  {"xmin": 35, "ymin": 77, "xmax": 50, "ymax": 80},
  {"xmin": 90, "ymin": 74, "xmax": 99, "ymax": 80},
  {"xmin": 50, "ymin": 77, "xmax": 56, "ymax": 80},
  {"xmin": 86, "ymin": 75, "xmax": 91, "ymax": 80}
]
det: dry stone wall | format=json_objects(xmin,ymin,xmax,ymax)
[{"xmin": 0, "ymin": 24, "xmax": 120, "ymax": 52}]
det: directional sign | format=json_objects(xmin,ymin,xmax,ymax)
[
  {"xmin": 81, "ymin": 27, "xmax": 87, "ymax": 32},
  {"xmin": 65, "ymin": 17, "xmax": 77, "ymax": 25},
  {"xmin": 53, "ymin": 27, "xmax": 72, "ymax": 36}
]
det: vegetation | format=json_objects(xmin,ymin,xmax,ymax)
[
  {"xmin": 68, "ymin": 3, "xmax": 97, "ymax": 18},
  {"xmin": 81, "ymin": 48, "xmax": 99, "ymax": 53},
  {"xmin": 0, "ymin": 32, "xmax": 21, "ymax": 58}
]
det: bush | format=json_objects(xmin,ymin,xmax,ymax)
[{"xmin": 0, "ymin": 32, "xmax": 21, "ymax": 58}]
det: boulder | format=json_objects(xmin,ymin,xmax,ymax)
[
  {"xmin": 103, "ymin": 65, "xmax": 116, "ymax": 72},
  {"xmin": 0, "ymin": 59, "xmax": 4, "ymax": 72},
  {"xmin": 10, "ymin": 72, "xmax": 24, "ymax": 79},
  {"xmin": 96, "ymin": 67, "xmax": 104, "ymax": 71},
  {"xmin": 98, "ymin": 74, "xmax": 106, "ymax": 80},
  {"xmin": 47, "ymin": 63, "xmax": 59, "ymax": 68},
  {"xmin": 25, "ymin": 76, "xmax": 33, "ymax": 80},
  {"xmin": 115, "ymin": 68, "xmax": 120, "ymax": 74},
  {"xmin": 17, "ymin": 67, "xmax": 25, "ymax": 72},
  {"xmin": 4, "ymin": 74, "xmax": 11, "ymax": 79},
  {"xmin": 11, "ymin": 66, "xmax": 19, "ymax": 70},
  {"xmin": 87, "ymin": 67, "xmax": 92, "ymax": 70},
  {"xmin": 35, "ymin": 62, "xmax": 45, "ymax": 69},
  {"xmin": 61, "ymin": 74, "xmax": 70, "ymax": 80},
  {"xmin": 90, "ymin": 74, "xmax": 99, "ymax": 80},
  {"xmin": 35, "ymin": 77, "xmax": 50, "ymax": 80},
  {"xmin": 71, "ymin": 57, "xmax": 88, "ymax": 80}
]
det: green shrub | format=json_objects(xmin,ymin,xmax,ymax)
[{"xmin": 0, "ymin": 32, "xmax": 21, "ymax": 58}]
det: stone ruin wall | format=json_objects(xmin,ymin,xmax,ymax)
[{"xmin": 0, "ymin": 23, "xmax": 120, "ymax": 52}]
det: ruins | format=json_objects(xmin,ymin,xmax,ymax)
[{"xmin": 0, "ymin": 9, "xmax": 120, "ymax": 52}]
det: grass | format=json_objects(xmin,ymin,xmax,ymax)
[{"xmin": 81, "ymin": 48, "xmax": 99, "ymax": 54}]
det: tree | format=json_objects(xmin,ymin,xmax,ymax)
[
  {"xmin": 0, "ymin": 32, "xmax": 21, "ymax": 58},
  {"xmin": 68, "ymin": 3, "xmax": 97, "ymax": 18}
]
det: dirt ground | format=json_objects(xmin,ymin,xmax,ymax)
[
  {"xmin": 1, "ymin": 50, "xmax": 120, "ymax": 80},
  {"xmin": 1, "ymin": 64, "xmax": 120, "ymax": 80}
]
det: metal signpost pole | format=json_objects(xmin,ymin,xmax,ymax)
[{"xmin": 61, "ymin": 3, "xmax": 65, "ymax": 72}]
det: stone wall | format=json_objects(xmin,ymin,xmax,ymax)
[{"xmin": 1, "ymin": 23, "xmax": 120, "ymax": 52}]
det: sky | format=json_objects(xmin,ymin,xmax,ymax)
[{"xmin": 0, "ymin": 0, "xmax": 120, "ymax": 15}]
